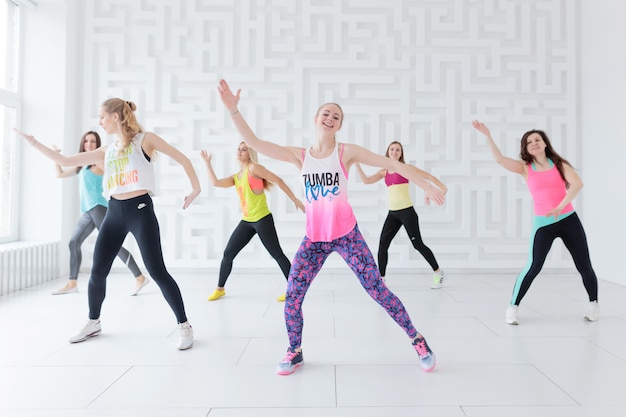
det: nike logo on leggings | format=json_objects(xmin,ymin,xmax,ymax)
[{"xmin": 137, "ymin": 203, "xmax": 147, "ymax": 210}]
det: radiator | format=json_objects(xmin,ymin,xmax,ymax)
[{"xmin": 0, "ymin": 241, "xmax": 60, "ymax": 296}]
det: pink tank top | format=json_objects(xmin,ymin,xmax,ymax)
[
  {"xmin": 300, "ymin": 144, "xmax": 357, "ymax": 242},
  {"xmin": 526, "ymin": 161, "xmax": 574, "ymax": 216}
]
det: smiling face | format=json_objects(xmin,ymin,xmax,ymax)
[
  {"xmin": 83, "ymin": 133, "xmax": 99, "ymax": 152},
  {"xmin": 385, "ymin": 141, "xmax": 404, "ymax": 162},
  {"xmin": 525, "ymin": 132, "xmax": 547, "ymax": 157},
  {"xmin": 78, "ymin": 131, "xmax": 101, "ymax": 153},
  {"xmin": 236, "ymin": 142, "xmax": 250, "ymax": 162},
  {"xmin": 314, "ymin": 103, "xmax": 343, "ymax": 134}
]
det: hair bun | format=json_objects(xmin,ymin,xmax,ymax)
[{"xmin": 125, "ymin": 101, "xmax": 137, "ymax": 111}]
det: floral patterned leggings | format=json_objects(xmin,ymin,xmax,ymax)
[{"xmin": 284, "ymin": 224, "xmax": 419, "ymax": 349}]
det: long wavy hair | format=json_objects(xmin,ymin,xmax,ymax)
[
  {"xmin": 100, "ymin": 98, "xmax": 145, "ymax": 157},
  {"xmin": 240, "ymin": 141, "xmax": 272, "ymax": 190},
  {"xmin": 519, "ymin": 129, "xmax": 572, "ymax": 188},
  {"xmin": 385, "ymin": 141, "xmax": 405, "ymax": 163},
  {"xmin": 75, "ymin": 130, "xmax": 102, "ymax": 173}
]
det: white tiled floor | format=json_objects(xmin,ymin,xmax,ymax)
[{"xmin": 1, "ymin": 267, "xmax": 625, "ymax": 416}]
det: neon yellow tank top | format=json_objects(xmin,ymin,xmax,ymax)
[{"xmin": 233, "ymin": 166, "xmax": 271, "ymax": 222}]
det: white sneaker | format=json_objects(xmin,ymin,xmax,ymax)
[
  {"xmin": 505, "ymin": 305, "xmax": 519, "ymax": 325},
  {"xmin": 52, "ymin": 286, "xmax": 78, "ymax": 295},
  {"xmin": 584, "ymin": 301, "xmax": 600, "ymax": 322},
  {"xmin": 69, "ymin": 319, "xmax": 102, "ymax": 343},
  {"xmin": 130, "ymin": 276, "xmax": 151, "ymax": 296},
  {"xmin": 177, "ymin": 322, "xmax": 193, "ymax": 350},
  {"xmin": 430, "ymin": 270, "xmax": 445, "ymax": 289}
]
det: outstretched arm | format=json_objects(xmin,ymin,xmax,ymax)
[
  {"xmin": 14, "ymin": 128, "xmax": 104, "ymax": 167},
  {"xmin": 471, "ymin": 120, "xmax": 526, "ymax": 175},
  {"xmin": 199, "ymin": 150, "xmax": 235, "ymax": 188},
  {"xmin": 52, "ymin": 146, "xmax": 77, "ymax": 178},
  {"xmin": 354, "ymin": 163, "xmax": 385, "ymax": 184},
  {"xmin": 410, "ymin": 165, "xmax": 447, "ymax": 193},
  {"xmin": 343, "ymin": 143, "xmax": 446, "ymax": 205},
  {"xmin": 248, "ymin": 163, "xmax": 305, "ymax": 212},
  {"xmin": 217, "ymin": 79, "xmax": 303, "ymax": 169},
  {"xmin": 143, "ymin": 132, "xmax": 201, "ymax": 209}
]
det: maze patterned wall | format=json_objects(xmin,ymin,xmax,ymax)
[{"xmin": 79, "ymin": 0, "xmax": 578, "ymax": 272}]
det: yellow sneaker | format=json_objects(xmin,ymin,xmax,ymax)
[
  {"xmin": 207, "ymin": 288, "xmax": 226, "ymax": 301},
  {"xmin": 276, "ymin": 293, "xmax": 286, "ymax": 302}
]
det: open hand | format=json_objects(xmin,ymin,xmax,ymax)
[
  {"xmin": 471, "ymin": 120, "xmax": 491, "ymax": 137},
  {"xmin": 217, "ymin": 79, "xmax": 241, "ymax": 113},
  {"xmin": 199, "ymin": 149, "xmax": 212, "ymax": 163},
  {"xmin": 182, "ymin": 187, "xmax": 201, "ymax": 210},
  {"xmin": 12, "ymin": 128, "xmax": 36, "ymax": 146}
]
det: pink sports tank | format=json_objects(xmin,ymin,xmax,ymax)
[{"xmin": 526, "ymin": 162, "xmax": 574, "ymax": 216}]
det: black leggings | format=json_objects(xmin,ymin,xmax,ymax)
[
  {"xmin": 218, "ymin": 213, "xmax": 291, "ymax": 287},
  {"xmin": 378, "ymin": 207, "xmax": 439, "ymax": 276},
  {"xmin": 88, "ymin": 194, "xmax": 187, "ymax": 323},
  {"xmin": 511, "ymin": 212, "xmax": 598, "ymax": 305}
]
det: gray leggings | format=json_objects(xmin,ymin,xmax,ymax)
[{"xmin": 68, "ymin": 205, "xmax": 142, "ymax": 280}]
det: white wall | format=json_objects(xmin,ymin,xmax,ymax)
[
  {"xmin": 580, "ymin": 0, "xmax": 626, "ymax": 286},
  {"xmin": 17, "ymin": 0, "xmax": 622, "ymax": 282},
  {"xmin": 19, "ymin": 0, "xmax": 81, "ymax": 277}
]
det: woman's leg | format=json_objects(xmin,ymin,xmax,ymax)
[
  {"xmin": 510, "ymin": 221, "xmax": 559, "ymax": 306},
  {"xmin": 284, "ymin": 236, "xmax": 330, "ymax": 349},
  {"xmin": 558, "ymin": 213, "xmax": 599, "ymax": 302},
  {"xmin": 377, "ymin": 212, "xmax": 402, "ymax": 277},
  {"xmin": 217, "ymin": 221, "xmax": 256, "ymax": 288},
  {"xmin": 255, "ymin": 214, "xmax": 292, "ymax": 279},
  {"xmin": 87, "ymin": 201, "xmax": 129, "ymax": 319},
  {"xmin": 397, "ymin": 207, "xmax": 439, "ymax": 271},
  {"xmin": 125, "ymin": 195, "xmax": 188, "ymax": 323},
  {"xmin": 68, "ymin": 212, "xmax": 97, "ymax": 280},
  {"xmin": 335, "ymin": 225, "xmax": 418, "ymax": 339},
  {"xmin": 90, "ymin": 205, "xmax": 144, "ymax": 278}
]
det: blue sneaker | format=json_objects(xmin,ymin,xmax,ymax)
[
  {"xmin": 412, "ymin": 336, "xmax": 436, "ymax": 372},
  {"xmin": 276, "ymin": 347, "xmax": 303, "ymax": 375}
]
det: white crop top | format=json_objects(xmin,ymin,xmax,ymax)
[{"xmin": 103, "ymin": 132, "xmax": 155, "ymax": 199}]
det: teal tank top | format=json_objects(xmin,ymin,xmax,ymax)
[{"xmin": 79, "ymin": 167, "xmax": 108, "ymax": 212}]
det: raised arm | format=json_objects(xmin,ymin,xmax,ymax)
[
  {"xmin": 217, "ymin": 79, "xmax": 303, "ymax": 168},
  {"xmin": 545, "ymin": 163, "xmax": 583, "ymax": 219},
  {"xmin": 248, "ymin": 162, "xmax": 305, "ymax": 212},
  {"xmin": 199, "ymin": 150, "xmax": 235, "ymax": 188},
  {"xmin": 343, "ymin": 143, "xmax": 446, "ymax": 205},
  {"xmin": 143, "ymin": 132, "xmax": 201, "ymax": 209},
  {"xmin": 14, "ymin": 128, "xmax": 104, "ymax": 167},
  {"xmin": 354, "ymin": 162, "xmax": 385, "ymax": 184},
  {"xmin": 471, "ymin": 120, "xmax": 526, "ymax": 175}
]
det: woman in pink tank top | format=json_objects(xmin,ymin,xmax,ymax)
[
  {"xmin": 219, "ymin": 79, "xmax": 447, "ymax": 376},
  {"xmin": 471, "ymin": 120, "xmax": 599, "ymax": 326}
]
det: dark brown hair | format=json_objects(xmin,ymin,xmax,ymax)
[
  {"xmin": 519, "ymin": 129, "xmax": 572, "ymax": 188},
  {"xmin": 76, "ymin": 130, "xmax": 101, "ymax": 173}
]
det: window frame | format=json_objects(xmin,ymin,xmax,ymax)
[{"xmin": 0, "ymin": 0, "xmax": 22, "ymax": 243}]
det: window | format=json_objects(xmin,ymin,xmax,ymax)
[{"xmin": 0, "ymin": 0, "xmax": 20, "ymax": 242}]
